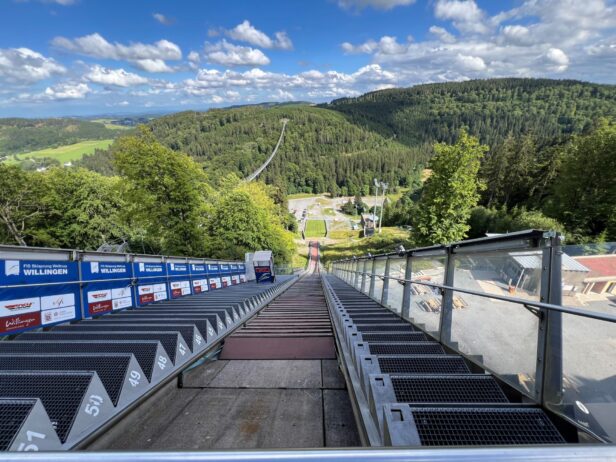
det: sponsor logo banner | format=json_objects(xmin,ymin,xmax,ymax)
[
  {"xmin": 111, "ymin": 287, "xmax": 132, "ymax": 299},
  {"xmin": 170, "ymin": 280, "xmax": 190, "ymax": 289},
  {"xmin": 0, "ymin": 312, "xmax": 41, "ymax": 334},
  {"xmin": 41, "ymin": 293, "xmax": 75, "ymax": 311},
  {"xmin": 0, "ymin": 297, "xmax": 40, "ymax": 317},
  {"xmin": 221, "ymin": 276, "xmax": 231, "ymax": 287},
  {"xmin": 112, "ymin": 297, "xmax": 132, "ymax": 310},
  {"xmin": 134, "ymin": 262, "xmax": 165, "ymax": 277},
  {"xmin": 1, "ymin": 260, "xmax": 77, "ymax": 284},
  {"xmin": 191, "ymin": 264, "xmax": 206, "ymax": 273},
  {"xmin": 209, "ymin": 277, "xmax": 222, "ymax": 289},
  {"xmin": 154, "ymin": 291, "xmax": 167, "ymax": 302},
  {"xmin": 139, "ymin": 293, "xmax": 154, "ymax": 304},
  {"xmin": 168, "ymin": 263, "xmax": 189, "ymax": 275},
  {"xmin": 240, "ymin": 274, "xmax": 246, "ymax": 283},
  {"xmin": 87, "ymin": 290, "xmax": 111, "ymax": 304},
  {"xmin": 82, "ymin": 261, "xmax": 130, "ymax": 280},
  {"xmin": 88, "ymin": 300, "xmax": 113, "ymax": 315},
  {"xmin": 231, "ymin": 275, "xmax": 240, "ymax": 285},
  {"xmin": 41, "ymin": 306, "xmax": 75, "ymax": 325}
]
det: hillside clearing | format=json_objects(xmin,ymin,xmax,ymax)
[{"xmin": 7, "ymin": 139, "xmax": 114, "ymax": 163}]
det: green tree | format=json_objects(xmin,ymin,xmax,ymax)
[
  {"xmin": 113, "ymin": 129, "xmax": 211, "ymax": 256},
  {"xmin": 36, "ymin": 168, "xmax": 127, "ymax": 250},
  {"xmin": 0, "ymin": 165, "xmax": 45, "ymax": 246},
  {"xmin": 204, "ymin": 189, "xmax": 295, "ymax": 264},
  {"xmin": 413, "ymin": 131, "xmax": 487, "ymax": 245},
  {"xmin": 549, "ymin": 119, "xmax": 616, "ymax": 239}
]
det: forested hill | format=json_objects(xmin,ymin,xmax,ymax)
[
  {"xmin": 77, "ymin": 78, "xmax": 616, "ymax": 196},
  {"xmin": 0, "ymin": 118, "xmax": 122, "ymax": 154},
  {"xmin": 146, "ymin": 105, "xmax": 424, "ymax": 196},
  {"xmin": 324, "ymin": 78, "xmax": 616, "ymax": 147}
]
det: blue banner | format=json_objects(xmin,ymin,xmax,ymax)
[
  {"xmin": 0, "ymin": 259, "xmax": 81, "ymax": 335},
  {"xmin": 207, "ymin": 264, "xmax": 222, "ymax": 289},
  {"xmin": 167, "ymin": 262, "xmax": 191, "ymax": 299},
  {"xmin": 190, "ymin": 263, "xmax": 209, "ymax": 294},
  {"xmin": 81, "ymin": 261, "xmax": 134, "ymax": 317},
  {"xmin": 133, "ymin": 262, "xmax": 168, "ymax": 305}
]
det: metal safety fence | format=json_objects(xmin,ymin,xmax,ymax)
[{"xmin": 330, "ymin": 230, "xmax": 616, "ymax": 444}]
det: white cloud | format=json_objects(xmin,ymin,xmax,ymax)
[
  {"xmin": 187, "ymin": 51, "xmax": 201, "ymax": 69},
  {"xmin": 545, "ymin": 48, "xmax": 569, "ymax": 72},
  {"xmin": 85, "ymin": 65, "xmax": 148, "ymax": 87},
  {"xmin": 153, "ymin": 13, "xmax": 174, "ymax": 26},
  {"xmin": 225, "ymin": 20, "xmax": 293, "ymax": 50},
  {"xmin": 44, "ymin": 82, "xmax": 91, "ymax": 100},
  {"xmin": 132, "ymin": 59, "xmax": 174, "ymax": 73},
  {"xmin": 456, "ymin": 53, "xmax": 486, "ymax": 71},
  {"xmin": 204, "ymin": 40, "xmax": 270, "ymax": 67},
  {"xmin": 338, "ymin": 0, "xmax": 415, "ymax": 11},
  {"xmin": 342, "ymin": 36, "xmax": 408, "ymax": 55},
  {"xmin": 0, "ymin": 47, "xmax": 66, "ymax": 83},
  {"xmin": 51, "ymin": 33, "xmax": 182, "ymax": 72},
  {"xmin": 434, "ymin": 0, "xmax": 489, "ymax": 34},
  {"xmin": 429, "ymin": 26, "xmax": 456, "ymax": 43}
]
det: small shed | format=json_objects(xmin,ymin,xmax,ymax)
[
  {"xmin": 360, "ymin": 214, "xmax": 379, "ymax": 237},
  {"xmin": 574, "ymin": 254, "xmax": 616, "ymax": 295},
  {"xmin": 502, "ymin": 251, "xmax": 589, "ymax": 294},
  {"xmin": 253, "ymin": 250, "xmax": 275, "ymax": 283}
]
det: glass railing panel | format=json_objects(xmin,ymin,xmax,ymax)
[
  {"xmin": 448, "ymin": 250, "xmax": 541, "ymax": 398},
  {"xmin": 372, "ymin": 258, "xmax": 386, "ymax": 302},
  {"xmin": 386, "ymin": 257, "xmax": 406, "ymax": 314},
  {"xmin": 543, "ymin": 243, "xmax": 616, "ymax": 442},
  {"xmin": 408, "ymin": 256, "xmax": 446, "ymax": 338}
]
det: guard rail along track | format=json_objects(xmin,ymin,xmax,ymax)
[{"xmin": 0, "ymin": 269, "xmax": 297, "ymax": 450}]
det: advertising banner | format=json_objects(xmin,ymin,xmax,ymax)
[
  {"xmin": 255, "ymin": 265, "xmax": 274, "ymax": 283},
  {"xmin": 0, "ymin": 259, "xmax": 81, "ymax": 335},
  {"xmin": 81, "ymin": 261, "xmax": 133, "ymax": 317},
  {"xmin": 167, "ymin": 262, "xmax": 191, "ymax": 299},
  {"xmin": 239, "ymin": 264, "xmax": 247, "ymax": 283},
  {"xmin": 190, "ymin": 263, "xmax": 209, "ymax": 294},
  {"xmin": 219, "ymin": 264, "xmax": 231, "ymax": 288},
  {"xmin": 133, "ymin": 262, "xmax": 167, "ymax": 305},
  {"xmin": 207, "ymin": 264, "xmax": 221, "ymax": 290}
]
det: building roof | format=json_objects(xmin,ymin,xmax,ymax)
[
  {"xmin": 361, "ymin": 214, "xmax": 379, "ymax": 223},
  {"xmin": 253, "ymin": 250, "xmax": 273, "ymax": 263},
  {"xmin": 510, "ymin": 251, "xmax": 589, "ymax": 272},
  {"xmin": 574, "ymin": 254, "xmax": 616, "ymax": 278}
]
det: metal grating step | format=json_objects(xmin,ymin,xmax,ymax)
[
  {"xmin": 0, "ymin": 398, "xmax": 62, "ymax": 451},
  {"xmin": 377, "ymin": 356, "xmax": 470, "ymax": 375},
  {"xmin": 361, "ymin": 333, "xmax": 428, "ymax": 342},
  {"xmin": 355, "ymin": 324, "xmax": 416, "ymax": 332},
  {"xmin": 19, "ymin": 332, "xmax": 184, "ymax": 364},
  {"xmin": 391, "ymin": 375, "xmax": 509, "ymax": 404},
  {"xmin": 347, "ymin": 319, "xmax": 407, "ymax": 324},
  {"xmin": 90, "ymin": 318, "xmax": 218, "ymax": 341},
  {"xmin": 368, "ymin": 343, "xmax": 445, "ymax": 355},
  {"xmin": 0, "ymin": 353, "xmax": 148, "ymax": 407},
  {"xmin": 384, "ymin": 405, "xmax": 566, "ymax": 446},
  {"xmin": 0, "ymin": 341, "xmax": 168, "ymax": 382},
  {"xmin": 0, "ymin": 372, "xmax": 113, "ymax": 444},
  {"xmin": 52, "ymin": 323, "xmax": 199, "ymax": 351}
]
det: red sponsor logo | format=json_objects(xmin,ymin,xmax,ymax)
[
  {"xmin": 194, "ymin": 286, "xmax": 202, "ymax": 294},
  {"xmin": 1, "ymin": 312, "xmax": 41, "ymax": 333},
  {"xmin": 91, "ymin": 293, "xmax": 107, "ymax": 299},
  {"xmin": 210, "ymin": 283, "xmax": 217, "ymax": 289},
  {"xmin": 89, "ymin": 300, "xmax": 112, "ymax": 315},
  {"xmin": 140, "ymin": 293, "xmax": 155, "ymax": 304},
  {"xmin": 255, "ymin": 267, "xmax": 270, "ymax": 273},
  {"xmin": 4, "ymin": 302, "xmax": 34, "ymax": 311},
  {"xmin": 222, "ymin": 281, "xmax": 228, "ymax": 287},
  {"xmin": 171, "ymin": 288, "xmax": 182, "ymax": 298}
]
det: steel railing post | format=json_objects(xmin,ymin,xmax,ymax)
[
  {"xmin": 368, "ymin": 258, "xmax": 377, "ymax": 299},
  {"xmin": 353, "ymin": 259, "xmax": 360, "ymax": 288},
  {"xmin": 401, "ymin": 254, "xmax": 413, "ymax": 320},
  {"xmin": 360, "ymin": 259, "xmax": 369, "ymax": 293},
  {"xmin": 538, "ymin": 233, "xmax": 564, "ymax": 407},
  {"xmin": 381, "ymin": 256, "xmax": 391, "ymax": 307},
  {"xmin": 439, "ymin": 246, "xmax": 455, "ymax": 345}
]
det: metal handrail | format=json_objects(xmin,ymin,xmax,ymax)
[
  {"xmin": 336, "ymin": 269, "xmax": 616, "ymax": 324},
  {"xmin": 2, "ymin": 446, "xmax": 615, "ymax": 461}
]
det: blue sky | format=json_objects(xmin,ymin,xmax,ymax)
[{"xmin": 0, "ymin": 0, "xmax": 615, "ymax": 116}]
